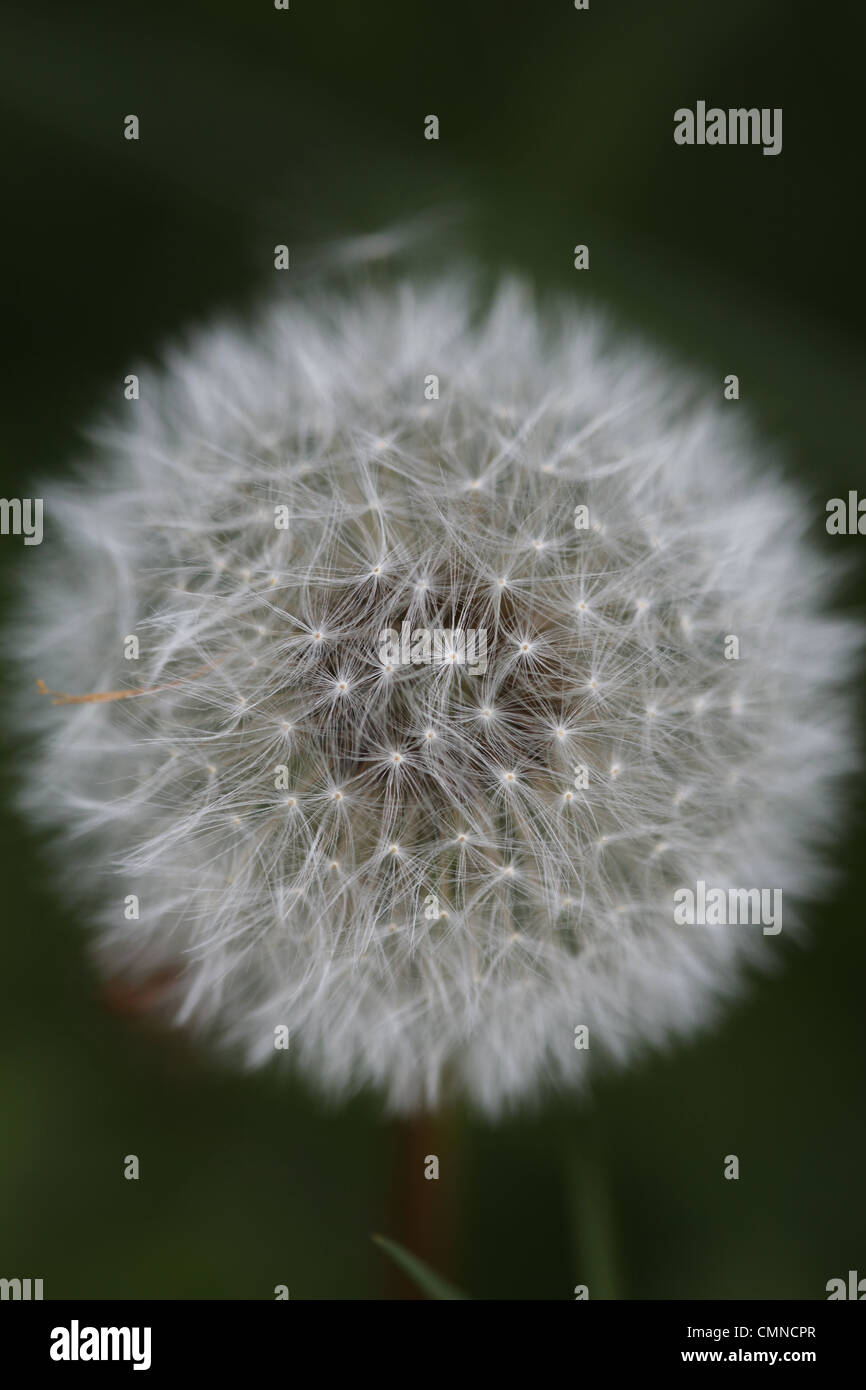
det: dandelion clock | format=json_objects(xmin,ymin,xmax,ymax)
[{"xmin": 10, "ymin": 276, "xmax": 858, "ymax": 1115}]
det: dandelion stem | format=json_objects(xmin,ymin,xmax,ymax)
[{"xmin": 385, "ymin": 1109, "xmax": 458, "ymax": 1299}]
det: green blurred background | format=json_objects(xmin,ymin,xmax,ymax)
[{"xmin": 1, "ymin": 0, "xmax": 864, "ymax": 1299}]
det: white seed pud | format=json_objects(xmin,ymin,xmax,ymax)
[{"xmin": 10, "ymin": 277, "xmax": 859, "ymax": 1114}]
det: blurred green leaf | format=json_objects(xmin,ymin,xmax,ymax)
[{"xmin": 372, "ymin": 1235, "xmax": 468, "ymax": 1301}]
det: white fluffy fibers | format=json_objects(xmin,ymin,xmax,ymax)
[{"xmin": 10, "ymin": 277, "xmax": 859, "ymax": 1113}]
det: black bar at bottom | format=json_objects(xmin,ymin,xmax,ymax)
[{"xmin": 0, "ymin": 1299, "xmax": 861, "ymax": 1374}]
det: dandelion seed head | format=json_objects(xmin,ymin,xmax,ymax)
[{"xmin": 9, "ymin": 275, "xmax": 860, "ymax": 1115}]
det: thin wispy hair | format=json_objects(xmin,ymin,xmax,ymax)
[{"xmin": 8, "ymin": 274, "xmax": 859, "ymax": 1113}]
